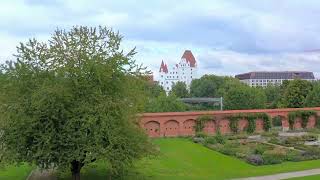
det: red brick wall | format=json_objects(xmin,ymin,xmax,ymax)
[{"xmin": 140, "ymin": 107, "xmax": 320, "ymax": 137}]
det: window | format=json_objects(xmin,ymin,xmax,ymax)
[
  {"xmin": 161, "ymin": 75, "xmax": 163, "ymax": 78},
  {"xmin": 191, "ymin": 76, "xmax": 192, "ymax": 78},
  {"xmin": 166, "ymin": 81, "xmax": 168, "ymax": 84}
]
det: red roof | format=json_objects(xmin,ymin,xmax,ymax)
[
  {"xmin": 159, "ymin": 60, "xmax": 168, "ymax": 73},
  {"xmin": 181, "ymin": 50, "xmax": 196, "ymax": 67}
]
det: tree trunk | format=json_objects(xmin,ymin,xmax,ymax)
[{"xmin": 71, "ymin": 160, "xmax": 83, "ymax": 180}]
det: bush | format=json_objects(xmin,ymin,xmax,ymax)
[
  {"xmin": 246, "ymin": 154, "xmax": 264, "ymax": 165},
  {"xmin": 284, "ymin": 137, "xmax": 304, "ymax": 145},
  {"xmin": 193, "ymin": 137, "xmax": 205, "ymax": 144},
  {"xmin": 215, "ymin": 131, "xmax": 226, "ymax": 144},
  {"xmin": 286, "ymin": 150, "xmax": 303, "ymax": 162},
  {"xmin": 262, "ymin": 148, "xmax": 287, "ymax": 165},
  {"xmin": 269, "ymin": 137, "xmax": 280, "ymax": 144},
  {"xmin": 204, "ymin": 137, "xmax": 217, "ymax": 145},
  {"xmin": 227, "ymin": 134, "xmax": 248, "ymax": 140},
  {"xmin": 195, "ymin": 132, "xmax": 207, "ymax": 138},
  {"xmin": 302, "ymin": 134, "xmax": 318, "ymax": 142},
  {"xmin": 254, "ymin": 145, "xmax": 270, "ymax": 155}
]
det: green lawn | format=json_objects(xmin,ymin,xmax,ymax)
[
  {"xmin": 0, "ymin": 163, "xmax": 33, "ymax": 180},
  {"xmin": 133, "ymin": 138, "xmax": 320, "ymax": 180},
  {"xmin": 2, "ymin": 138, "xmax": 320, "ymax": 180},
  {"xmin": 286, "ymin": 175, "xmax": 320, "ymax": 180}
]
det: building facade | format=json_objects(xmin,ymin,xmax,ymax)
[
  {"xmin": 235, "ymin": 71, "xmax": 315, "ymax": 87},
  {"xmin": 158, "ymin": 50, "xmax": 198, "ymax": 93}
]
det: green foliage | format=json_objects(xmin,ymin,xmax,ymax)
[
  {"xmin": 214, "ymin": 130, "xmax": 226, "ymax": 144},
  {"xmin": 263, "ymin": 85, "xmax": 281, "ymax": 108},
  {"xmin": 272, "ymin": 116, "xmax": 283, "ymax": 127},
  {"xmin": 280, "ymin": 79, "xmax": 313, "ymax": 108},
  {"xmin": 288, "ymin": 110, "xmax": 317, "ymax": 129},
  {"xmin": 170, "ymin": 81, "xmax": 189, "ymax": 98},
  {"xmin": 224, "ymin": 84, "xmax": 267, "ymax": 110},
  {"xmin": 190, "ymin": 75, "xmax": 225, "ymax": 97},
  {"xmin": 145, "ymin": 93, "xmax": 187, "ymax": 112},
  {"xmin": 0, "ymin": 26, "xmax": 154, "ymax": 179},
  {"xmin": 262, "ymin": 148, "xmax": 287, "ymax": 165},
  {"xmin": 194, "ymin": 115, "xmax": 213, "ymax": 133},
  {"xmin": 305, "ymin": 83, "xmax": 320, "ymax": 107},
  {"xmin": 228, "ymin": 113, "xmax": 271, "ymax": 134}
]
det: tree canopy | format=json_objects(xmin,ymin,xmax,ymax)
[
  {"xmin": 190, "ymin": 75, "xmax": 224, "ymax": 97},
  {"xmin": 305, "ymin": 83, "xmax": 320, "ymax": 107},
  {"xmin": 170, "ymin": 81, "xmax": 189, "ymax": 98},
  {"xmin": 0, "ymin": 26, "xmax": 154, "ymax": 179},
  {"xmin": 279, "ymin": 79, "xmax": 313, "ymax": 108}
]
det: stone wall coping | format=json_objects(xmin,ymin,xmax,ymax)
[{"xmin": 141, "ymin": 107, "xmax": 320, "ymax": 117}]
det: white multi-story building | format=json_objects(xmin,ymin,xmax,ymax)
[
  {"xmin": 235, "ymin": 71, "xmax": 316, "ymax": 87},
  {"xmin": 158, "ymin": 50, "xmax": 198, "ymax": 93}
]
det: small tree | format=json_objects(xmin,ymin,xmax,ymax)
[
  {"xmin": 170, "ymin": 81, "xmax": 189, "ymax": 98},
  {"xmin": 0, "ymin": 26, "xmax": 154, "ymax": 179},
  {"xmin": 305, "ymin": 83, "xmax": 320, "ymax": 107},
  {"xmin": 145, "ymin": 93, "xmax": 187, "ymax": 112},
  {"xmin": 280, "ymin": 79, "xmax": 313, "ymax": 108}
]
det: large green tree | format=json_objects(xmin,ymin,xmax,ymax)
[
  {"xmin": 224, "ymin": 84, "xmax": 267, "ymax": 110},
  {"xmin": 190, "ymin": 75, "xmax": 224, "ymax": 97},
  {"xmin": 279, "ymin": 79, "xmax": 313, "ymax": 108},
  {"xmin": 305, "ymin": 83, "xmax": 320, "ymax": 107},
  {"xmin": 170, "ymin": 81, "xmax": 189, "ymax": 98},
  {"xmin": 263, "ymin": 84, "xmax": 281, "ymax": 108},
  {"xmin": 0, "ymin": 26, "xmax": 154, "ymax": 179},
  {"xmin": 145, "ymin": 94, "xmax": 187, "ymax": 112}
]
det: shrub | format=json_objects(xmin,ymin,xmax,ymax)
[
  {"xmin": 284, "ymin": 137, "xmax": 304, "ymax": 145},
  {"xmin": 272, "ymin": 116, "xmax": 282, "ymax": 127},
  {"xmin": 195, "ymin": 132, "xmax": 207, "ymax": 138},
  {"xmin": 286, "ymin": 150, "xmax": 303, "ymax": 162},
  {"xmin": 204, "ymin": 137, "xmax": 217, "ymax": 145},
  {"xmin": 227, "ymin": 134, "xmax": 248, "ymax": 140},
  {"xmin": 246, "ymin": 154, "xmax": 264, "ymax": 165},
  {"xmin": 302, "ymin": 134, "xmax": 318, "ymax": 142},
  {"xmin": 254, "ymin": 145, "xmax": 270, "ymax": 155},
  {"xmin": 215, "ymin": 131, "xmax": 226, "ymax": 144},
  {"xmin": 269, "ymin": 137, "xmax": 280, "ymax": 144},
  {"xmin": 262, "ymin": 148, "xmax": 287, "ymax": 165},
  {"xmin": 193, "ymin": 137, "xmax": 205, "ymax": 144}
]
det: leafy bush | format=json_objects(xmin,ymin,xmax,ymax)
[
  {"xmin": 302, "ymin": 134, "xmax": 318, "ymax": 142},
  {"xmin": 193, "ymin": 137, "xmax": 205, "ymax": 144},
  {"xmin": 227, "ymin": 134, "xmax": 248, "ymax": 140},
  {"xmin": 262, "ymin": 148, "xmax": 287, "ymax": 164},
  {"xmin": 284, "ymin": 137, "xmax": 304, "ymax": 145},
  {"xmin": 195, "ymin": 132, "xmax": 207, "ymax": 138},
  {"xmin": 286, "ymin": 150, "xmax": 303, "ymax": 162},
  {"xmin": 204, "ymin": 137, "xmax": 217, "ymax": 145},
  {"xmin": 215, "ymin": 131, "xmax": 226, "ymax": 144},
  {"xmin": 254, "ymin": 145, "xmax": 270, "ymax": 155},
  {"xmin": 272, "ymin": 116, "xmax": 282, "ymax": 127},
  {"xmin": 269, "ymin": 137, "xmax": 280, "ymax": 144},
  {"xmin": 246, "ymin": 154, "xmax": 264, "ymax": 165}
]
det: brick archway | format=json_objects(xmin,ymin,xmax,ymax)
[
  {"xmin": 144, "ymin": 121, "xmax": 160, "ymax": 137},
  {"xmin": 182, "ymin": 119, "xmax": 196, "ymax": 136},
  {"xmin": 164, "ymin": 120, "xmax": 179, "ymax": 137}
]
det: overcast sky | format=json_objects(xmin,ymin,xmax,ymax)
[{"xmin": 1, "ymin": 0, "xmax": 320, "ymax": 78}]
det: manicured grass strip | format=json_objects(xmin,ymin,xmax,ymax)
[
  {"xmin": 285, "ymin": 175, "xmax": 320, "ymax": 180},
  {"xmin": 0, "ymin": 163, "xmax": 33, "ymax": 180},
  {"xmin": 135, "ymin": 138, "xmax": 320, "ymax": 180}
]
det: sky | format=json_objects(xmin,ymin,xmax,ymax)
[{"xmin": 1, "ymin": 0, "xmax": 320, "ymax": 79}]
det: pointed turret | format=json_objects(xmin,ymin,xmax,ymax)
[{"xmin": 159, "ymin": 60, "xmax": 168, "ymax": 73}]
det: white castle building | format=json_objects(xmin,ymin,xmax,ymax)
[{"xmin": 158, "ymin": 50, "xmax": 198, "ymax": 93}]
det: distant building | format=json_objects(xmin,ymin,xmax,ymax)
[
  {"xmin": 158, "ymin": 50, "xmax": 198, "ymax": 93},
  {"xmin": 235, "ymin": 71, "xmax": 316, "ymax": 87}
]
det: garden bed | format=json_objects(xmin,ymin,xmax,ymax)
[{"xmin": 193, "ymin": 130, "xmax": 320, "ymax": 166}]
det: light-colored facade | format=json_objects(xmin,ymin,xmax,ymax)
[
  {"xmin": 235, "ymin": 71, "xmax": 316, "ymax": 87},
  {"xmin": 158, "ymin": 50, "xmax": 198, "ymax": 93}
]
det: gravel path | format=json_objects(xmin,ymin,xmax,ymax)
[{"xmin": 232, "ymin": 168, "xmax": 320, "ymax": 180}]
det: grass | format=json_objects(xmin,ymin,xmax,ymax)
[
  {"xmin": 133, "ymin": 138, "xmax": 320, "ymax": 180},
  {"xmin": 0, "ymin": 163, "xmax": 33, "ymax": 180},
  {"xmin": 286, "ymin": 175, "xmax": 320, "ymax": 180},
  {"xmin": 2, "ymin": 138, "xmax": 320, "ymax": 180}
]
